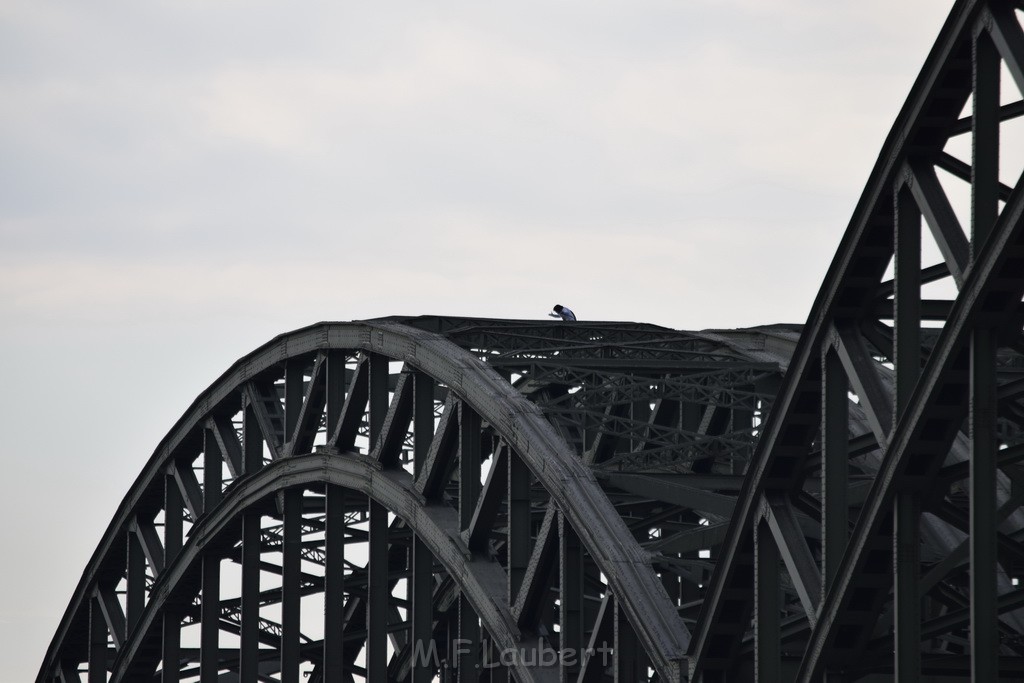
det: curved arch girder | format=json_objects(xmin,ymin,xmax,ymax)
[
  {"xmin": 108, "ymin": 453, "xmax": 554, "ymax": 682},
  {"xmin": 39, "ymin": 320, "xmax": 691, "ymax": 683}
]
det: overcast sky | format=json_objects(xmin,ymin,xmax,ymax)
[{"xmin": 1, "ymin": 1, "xmax": 954, "ymax": 678}]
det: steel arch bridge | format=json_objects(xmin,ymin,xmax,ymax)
[{"xmin": 36, "ymin": 0, "xmax": 1024, "ymax": 681}]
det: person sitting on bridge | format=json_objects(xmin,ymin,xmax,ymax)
[{"xmin": 549, "ymin": 304, "xmax": 577, "ymax": 321}]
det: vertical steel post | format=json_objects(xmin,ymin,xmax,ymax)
[
  {"xmin": 631, "ymin": 399, "xmax": 652, "ymax": 453},
  {"xmin": 681, "ymin": 402, "xmax": 701, "ymax": 477},
  {"xmin": 972, "ymin": 28, "xmax": 1000, "ymax": 253},
  {"xmin": 894, "ymin": 491, "xmax": 921, "ymax": 682},
  {"xmin": 613, "ymin": 598, "xmax": 641, "ymax": 682},
  {"xmin": 243, "ymin": 401, "xmax": 262, "ymax": 475},
  {"xmin": 368, "ymin": 353, "xmax": 389, "ymax": 449},
  {"xmin": 165, "ymin": 471, "xmax": 183, "ymax": 562},
  {"xmin": 681, "ymin": 402, "xmax": 701, "ymax": 434},
  {"xmin": 325, "ymin": 351, "xmax": 347, "ymax": 438},
  {"xmin": 481, "ymin": 629, "xmax": 505, "ymax": 683},
  {"xmin": 281, "ymin": 488, "xmax": 302, "ymax": 683},
  {"xmin": 458, "ymin": 593, "xmax": 481, "ymax": 683},
  {"xmin": 971, "ymin": 327, "xmax": 998, "ymax": 682},
  {"xmin": 583, "ymin": 397, "xmax": 597, "ymax": 454},
  {"xmin": 323, "ymin": 484, "xmax": 346, "ymax": 681},
  {"xmin": 163, "ymin": 472, "xmax": 183, "ymax": 683},
  {"xmin": 367, "ymin": 500, "xmax": 389, "ymax": 681},
  {"xmin": 443, "ymin": 615, "xmax": 455, "ymax": 680},
  {"xmin": 200, "ymin": 429, "xmax": 222, "ymax": 683},
  {"xmin": 239, "ymin": 511, "xmax": 261, "ymax": 682},
  {"xmin": 88, "ymin": 596, "xmax": 106, "ymax": 683},
  {"xmin": 460, "ymin": 403, "xmax": 481, "ymax": 532},
  {"xmin": 660, "ymin": 570, "xmax": 681, "ymax": 608},
  {"xmin": 126, "ymin": 528, "xmax": 145, "ymax": 635},
  {"xmin": 414, "ymin": 372, "xmax": 434, "ymax": 479},
  {"xmin": 821, "ymin": 347, "xmax": 848, "ymax": 597},
  {"xmin": 508, "ymin": 450, "xmax": 530, "ymax": 603},
  {"xmin": 970, "ymin": 25, "xmax": 1000, "ymax": 683},
  {"xmin": 755, "ymin": 519, "xmax": 780, "ymax": 683},
  {"xmin": 894, "ymin": 183, "xmax": 922, "ymax": 417},
  {"xmin": 203, "ymin": 430, "xmax": 222, "ymax": 514},
  {"xmin": 200, "ymin": 555, "xmax": 220, "ymax": 683},
  {"xmin": 560, "ymin": 512, "xmax": 584, "ymax": 682},
  {"xmin": 161, "ymin": 605, "xmax": 181, "ymax": 683},
  {"xmin": 894, "ymin": 181, "xmax": 922, "ymax": 683},
  {"xmin": 733, "ymin": 395, "xmax": 754, "ymax": 475},
  {"xmin": 285, "ymin": 359, "xmax": 304, "ymax": 445},
  {"xmin": 412, "ymin": 535, "xmax": 435, "ymax": 683}
]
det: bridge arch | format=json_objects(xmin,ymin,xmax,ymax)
[
  {"xmin": 45, "ymin": 319, "xmax": 768, "ymax": 682},
  {"xmin": 38, "ymin": 2, "xmax": 1024, "ymax": 680}
]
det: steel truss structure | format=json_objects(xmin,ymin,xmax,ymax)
[
  {"xmin": 37, "ymin": 318, "xmax": 788, "ymax": 682},
  {"xmin": 35, "ymin": 0, "xmax": 1024, "ymax": 681},
  {"xmin": 691, "ymin": 0, "xmax": 1024, "ymax": 680}
]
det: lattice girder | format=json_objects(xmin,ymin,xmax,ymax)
[
  {"xmin": 691, "ymin": 0, "xmax": 1024, "ymax": 680},
  {"xmin": 43, "ymin": 320, "xmax": 781, "ymax": 682}
]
